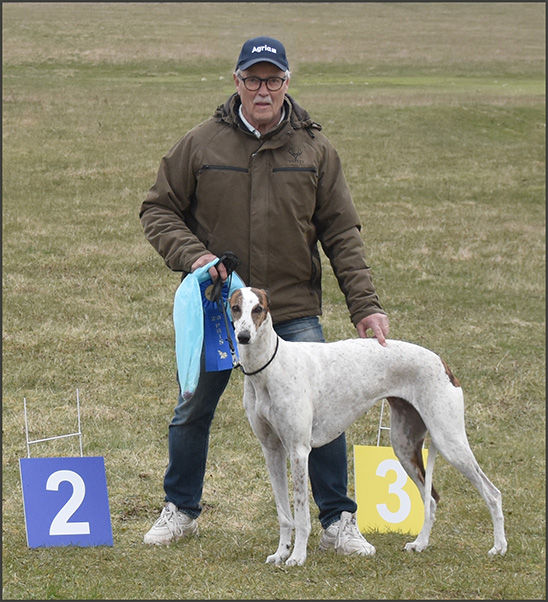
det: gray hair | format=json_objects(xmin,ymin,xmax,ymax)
[{"xmin": 235, "ymin": 68, "xmax": 291, "ymax": 79}]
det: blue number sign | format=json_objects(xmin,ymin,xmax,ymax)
[{"xmin": 19, "ymin": 456, "xmax": 113, "ymax": 548}]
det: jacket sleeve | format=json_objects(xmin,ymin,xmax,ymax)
[
  {"xmin": 314, "ymin": 138, "xmax": 385, "ymax": 326},
  {"xmin": 139, "ymin": 134, "xmax": 208, "ymax": 273}
]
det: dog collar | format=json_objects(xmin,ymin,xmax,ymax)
[{"xmin": 239, "ymin": 336, "xmax": 280, "ymax": 376}]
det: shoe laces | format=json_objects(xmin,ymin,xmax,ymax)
[
  {"xmin": 158, "ymin": 504, "xmax": 183, "ymax": 536},
  {"xmin": 337, "ymin": 512, "xmax": 364, "ymax": 545}
]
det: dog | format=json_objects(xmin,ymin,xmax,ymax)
[{"xmin": 228, "ymin": 287, "xmax": 507, "ymax": 566}]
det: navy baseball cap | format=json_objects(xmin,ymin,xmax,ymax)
[{"xmin": 236, "ymin": 36, "xmax": 289, "ymax": 72}]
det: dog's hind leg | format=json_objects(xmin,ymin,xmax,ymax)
[
  {"xmin": 428, "ymin": 424, "xmax": 507, "ymax": 556},
  {"xmin": 422, "ymin": 363, "xmax": 506, "ymax": 555},
  {"xmin": 404, "ymin": 442, "xmax": 439, "ymax": 553},
  {"xmin": 387, "ymin": 397, "xmax": 439, "ymax": 552}
]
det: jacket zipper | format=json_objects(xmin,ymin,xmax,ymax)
[
  {"xmin": 272, "ymin": 167, "xmax": 317, "ymax": 173},
  {"xmin": 199, "ymin": 164, "xmax": 248, "ymax": 173}
]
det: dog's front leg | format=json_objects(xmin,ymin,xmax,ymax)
[
  {"xmin": 285, "ymin": 445, "xmax": 311, "ymax": 566},
  {"xmin": 260, "ymin": 441, "xmax": 294, "ymax": 565},
  {"xmin": 244, "ymin": 384, "xmax": 294, "ymax": 565}
]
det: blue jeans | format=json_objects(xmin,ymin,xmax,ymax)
[{"xmin": 163, "ymin": 316, "xmax": 357, "ymax": 528}]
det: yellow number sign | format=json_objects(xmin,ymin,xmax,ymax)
[{"xmin": 353, "ymin": 445, "xmax": 428, "ymax": 535}]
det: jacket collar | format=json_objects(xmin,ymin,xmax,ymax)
[
  {"xmin": 238, "ymin": 104, "xmax": 286, "ymax": 138},
  {"xmin": 215, "ymin": 93, "xmax": 322, "ymax": 138}
]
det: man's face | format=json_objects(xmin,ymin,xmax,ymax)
[{"xmin": 234, "ymin": 62, "xmax": 289, "ymax": 135}]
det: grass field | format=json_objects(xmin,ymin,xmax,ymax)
[{"xmin": 2, "ymin": 2, "xmax": 545, "ymax": 599}]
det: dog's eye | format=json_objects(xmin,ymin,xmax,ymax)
[
  {"xmin": 252, "ymin": 305, "xmax": 264, "ymax": 314},
  {"xmin": 231, "ymin": 304, "xmax": 241, "ymax": 314}
]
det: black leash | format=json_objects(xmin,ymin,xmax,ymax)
[
  {"xmin": 209, "ymin": 251, "xmax": 241, "ymax": 304},
  {"xmin": 209, "ymin": 252, "xmax": 279, "ymax": 375}
]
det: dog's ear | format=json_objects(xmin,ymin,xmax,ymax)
[
  {"xmin": 229, "ymin": 288, "xmax": 243, "ymax": 306},
  {"xmin": 262, "ymin": 289, "xmax": 271, "ymax": 308}
]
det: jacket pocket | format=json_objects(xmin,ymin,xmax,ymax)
[
  {"xmin": 272, "ymin": 167, "xmax": 317, "ymax": 174},
  {"xmin": 199, "ymin": 164, "xmax": 249, "ymax": 174}
]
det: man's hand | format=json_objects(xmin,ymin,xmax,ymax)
[
  {"xmin": 191, "ymin": 254, "xmax": 228, "ymax": 281},
  {"xmin": 356, "ymin": 313, "xmax": 390, "ymax": 346}
]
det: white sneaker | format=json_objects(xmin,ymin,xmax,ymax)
[
  {"xmin": 319, "ymin": 511, "xmax": 376, "ymax": 556},
  {"xmin": 144, "ymin": 502, "xmax": 199, "ymax": 544}
]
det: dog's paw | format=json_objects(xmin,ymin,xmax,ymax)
[
  {"xmin": 266, "ymin": 553, "xmax": 282, "ymax": 564},
  {"xmin": 488, "ymin": 542, "xmax": 507, "ymax": 557},
  {"xmin": 404, "ymin": 541, "xmax": 427, "ymax": 553},
  {"xmin": 285, "ymin": 553, "xmax": 306, "ymax": 566},
  {"xmin": 266, "ymin": 550, "xmax": 290, "ymax": 565}
]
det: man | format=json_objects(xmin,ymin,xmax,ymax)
[{"xmin": 140, "ymin": 36, "xmax": 389, "ymax": 555}]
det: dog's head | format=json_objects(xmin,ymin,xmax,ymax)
[{"xmin": 229, "ymin": 287, "xmax": 271, "ymax": 345}]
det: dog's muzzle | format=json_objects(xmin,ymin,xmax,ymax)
[{"xmin": 237, "ymin": 331, "xmax": 251, "ymax": 345}]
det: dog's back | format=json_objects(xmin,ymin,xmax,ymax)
[{"xmin": 267, "ymin": 336, "xmax": 463, "ymax": 447}]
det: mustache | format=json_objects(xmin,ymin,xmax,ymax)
[{"xmin": 254, "ymin": 96, "xmax": 272, "ymax": 105}]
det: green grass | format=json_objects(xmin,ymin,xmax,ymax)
[{"xmin": 3, "ymin": 2, "xmax": 545, "ymax": 599}]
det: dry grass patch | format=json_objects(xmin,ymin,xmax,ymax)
[{"xmin": 3, "ymin": 2, "xmax": 545, "ymax": 600}]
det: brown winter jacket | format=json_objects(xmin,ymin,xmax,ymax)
[{"xmin": 140, "ymin": 93, "xmax": 384, "ymax": 326}]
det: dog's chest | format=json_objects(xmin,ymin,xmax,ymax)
[{"xmin": 246, "ymin": 375, "xmax": 314, "ymax": 429}]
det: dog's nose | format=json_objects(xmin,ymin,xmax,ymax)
[{"xmin": 237, "ymin": 331, "xmax": 251, "ymax": 345}]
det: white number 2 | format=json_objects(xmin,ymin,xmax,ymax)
[
  {"xmin": 375, "ymin": 459, "xmax": 412, "ymax": 523},
  {"xmin": 46, "ymin": 470, "xmax": 91, "ymax": 535}
]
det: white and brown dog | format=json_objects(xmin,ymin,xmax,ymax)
[{"xmin": 229, "ymin": 287, "xmax": 507, "ymax": 566}]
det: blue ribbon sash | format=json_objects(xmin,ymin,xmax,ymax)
[
  {"xmin": 200, "ymin": 280, "xmax": 239, "ymax": 372},
  {"xmin": 173, "ymin": 260, "xmax": 245, "ymax": 400}
]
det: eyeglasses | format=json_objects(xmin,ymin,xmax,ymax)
[{"xmin": 237, "ymin": 75, "xmax": 287, "ymax": 92}]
